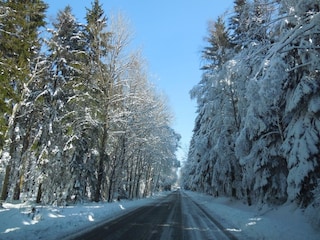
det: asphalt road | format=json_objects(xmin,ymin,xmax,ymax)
[{"xmin": 72, "ymin": 191, "xmax": 238, "ymax": 240}]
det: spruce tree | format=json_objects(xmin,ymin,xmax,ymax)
[
  {"xmin": 229, "ymin": 0, "xmax": 249, "ymax": 48},
  {"xmin": 36, "ymin": 5, "xmax": 89, "ymax": 204},
  {"xmin": 0, "ymin": 0, "xmax": 47, "ymax": 149},
  {"xmin": 278, "ymin": 0, "xmax": 320, "ymax": 206},
  {"xmin": 85, "ymin": 0, "xmax": 112, "ymax": 202},
  {"xmin": 0, "ymin": 0, "xmax": 47, "ymax": 201},
  {"xmin": 185, "ymin": 15, "xmax": 242, "ymax": 197}
]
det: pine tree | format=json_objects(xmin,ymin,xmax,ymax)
[
  {"xmin": 185, "ymin": 15, "xmax": 242, "ymax": 197},
  {"xmin": 0, "ymin": 0, "xmax": 47, "ymax": 201},
  {"xmin": 0, "ymin": 0, "xmax": 47, "ymax": 149},
  {"xmin": 84, "ymin": 0, "xmax": 112, "ymax": 202},
  {"xmin": 36, "ymin": 5, "xmax": 89, "ymax": 204},
  {"xmin": 229, "ymin": 0, "xmax": 249, "ymax": 47},
  {"xmin": 231, "ymin": 0, "xmax": 287, "ymax": 205},
  {"xmin": 278, "ymin": 0, "xmax": 320, "ymax": 207},
  {"xmin": 202, "ymin": 17, "xmax": 233, "ymax": 70}
]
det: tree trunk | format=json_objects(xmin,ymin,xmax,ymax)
[
  {"xmin": 13, "ymin": 179, "xmax": 20, "ymax": 200},
  {"xmin": 15, "ymin": 125, "xmax": 32, "ymax": 201},
  {"xmin": 94, "ymin": 126, "xmax": 108, "ymax": 202},
  {"xmin": 94, "ymin": 156, "xmax": 104, "ymax": 202},
  {"xmin": 135, "ymin": 173, "xmax": 141, "ymax": 199},
  {"xmin": 153, "ymin": 168, "xmax": 161, "ymax": 194},
  {"xmin": 108, "ymin": 164, "xmax": 116, "ymax": 202},
  {"xmin": 143, "ymin": 165, "xmax": 152, "ymax": 197},
  {"xmin": 0, "ymin": 165, "xmax": 11, "ymax": 201},
  {"xmin": 36, "ymin": 183, "xmax": 42, "ymax": 203},
  {"xmin": 246, "ymin": 188, "xmax": 252, "ymax": 206}
]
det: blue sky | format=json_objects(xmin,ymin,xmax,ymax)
[{"xmin": 46, "ymin": 0, "xmax": 234, "ymax": 160}]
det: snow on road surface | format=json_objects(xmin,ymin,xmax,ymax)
[{"xmin": 0, "ymin": 190, "xmax": 319, "ymax": 240}]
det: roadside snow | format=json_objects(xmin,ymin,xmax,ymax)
[
  {"xmin": 0, "ymin": 190, "xmax": 319, "ymax": 240},
  {"xmin": 185, "ymin": 191, "xmax": 320, "ymax": 240},
  {"xmin": 0, "ymin": 192, "xmax": 170, "ymax": 240}
]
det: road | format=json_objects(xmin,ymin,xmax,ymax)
[{"xmin": 72, "ymin": 191, "xmax": 238, "ymax": 240}]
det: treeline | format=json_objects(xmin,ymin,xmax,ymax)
[
  {"xmin": 0, "ymin": 0, "xmax": 180, "ymax": 205},
  {"xmin": 182, "ymin": 0, "xmax": 320, "ymax": 209}
]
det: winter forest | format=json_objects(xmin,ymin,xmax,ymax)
[
  {"xmin": 0, "ymin": 0, "xmax": 320, "ymax": 216},
  {"xmin": 0, "ymin": 0, "xmax": 180, "ymax": 205},
  {"xmin": 182, "ymin": 0, "xmax": 320, "ymax": 211}
]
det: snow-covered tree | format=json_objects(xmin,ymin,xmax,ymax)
[
  {"xmin": 118, "ymin": 60, "xmax": 179, "ymax": 198},
  {"xmin": 184, "ymin": 16, "xmax": 242, "ymax": 198},
  {"xmin": 278, "ymin": 0, "xmax": 320, "ymax": 206},
  {"xmin": 36, "ymin": 5, "xmax": 89, "ymax": 205},
  {"xmin": 0, "ymin": 1, "xmax": 180, "ymax": 206},
  {"xmin": 184, "ymin": 0, "xmax": 320, "ymax": 209},
  {"xmin": 229, "ymin": 0, "xmax": 250, "ymax": 48},
  {"xmin": 0, "ymin": 0, "xmax": 48, "ymax": 201}
]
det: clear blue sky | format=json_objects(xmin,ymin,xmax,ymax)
[{"xmin": 46, "ymin": 0, "xmax": 234, "ymax": 160}]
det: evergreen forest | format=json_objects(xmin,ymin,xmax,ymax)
[{"xmin": 182, "ymin": 0, "xmax": 320, "ymax": 211}]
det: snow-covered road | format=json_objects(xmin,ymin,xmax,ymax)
[{"xmin": 0, "ymin": 190, "xmax": 319, "ymax": 240}]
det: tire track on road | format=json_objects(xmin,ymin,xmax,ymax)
[{"xmin": 181, "ymin": 191, "xmax": 238, "ymax": 240}]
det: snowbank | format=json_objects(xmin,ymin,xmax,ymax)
[
  {"xmin": 185, "ymin": 191, "xmax": 320, "ymax": 240},
  {"xmin": 0, "ymin": 192, "xmax": 170, "ymax": 240}
]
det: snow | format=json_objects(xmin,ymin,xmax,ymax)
[
  {"xmin": 0, "ymin": 192, "xmax": 171, "ymax": 240},
  {"xmin": 1, "ymin": 191, "xmax": 319, "ymax": 240},
  {"xmin": 185, "ymin": 191, "xmax": 320, "ymax": 240}
]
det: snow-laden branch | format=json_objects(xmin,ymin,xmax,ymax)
[{"xmin": 255, "ymin": 12, "xmax": 320, "ymax": 78}]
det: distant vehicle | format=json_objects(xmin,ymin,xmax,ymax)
[{"xmin": 172, "ymin": 186, "xmax": 181, "ymax": 191}]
